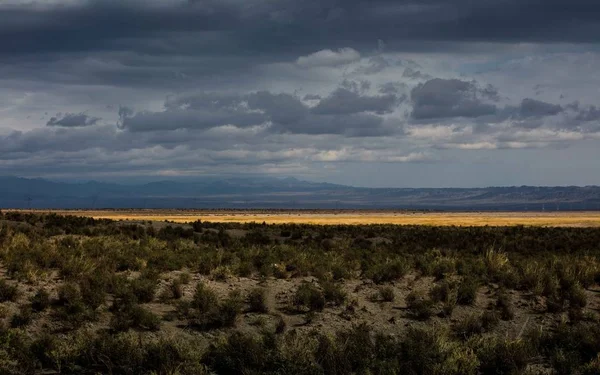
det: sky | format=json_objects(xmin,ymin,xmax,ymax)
[{"xmin": 1, "ymin": 0, "xmax": 600, "ymax": 187}]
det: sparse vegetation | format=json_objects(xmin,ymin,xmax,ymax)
[{"xmin": 0, "ymin": 211, "xmax": 598, "ymax": 374}]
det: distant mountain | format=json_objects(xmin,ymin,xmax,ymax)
[{"xmin": 0, "ymin": 176, "xmax": 599, "ymax": 210}]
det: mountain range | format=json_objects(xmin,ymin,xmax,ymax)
[{"xmin": 1, "ymin": 176, "xmax": 600, "ymax": 210}]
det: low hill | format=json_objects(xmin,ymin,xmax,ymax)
[{"xmin": 0, "ymin": 176, "xmax": 599, "ymax": 210}]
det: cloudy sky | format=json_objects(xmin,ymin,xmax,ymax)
[{"xmin": 1, "ymin": 0, "xmax": 600, "ymax": 187}]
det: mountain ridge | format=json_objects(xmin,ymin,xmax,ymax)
[{"xmin": 1, "ymin": 176, "xmax": 599, "ymax": 210}]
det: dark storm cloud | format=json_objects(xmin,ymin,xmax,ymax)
[
  {"xmin": 246, "ymin": 91, "xmax": 308, "ymax": 125},
  {"xmin": 312, "ymin": 88, "xmax": 399, "ymax": 115},
  {"xmin": 518, "ymin": 98, "xmax": 563, "ymax": 118},
  {"xmin": 46, "ymin": 112, "xmax": 100, "ymax": 127},
  {"xmin": 410, "ymin": 78, "xmax": 497, "ymax": 120},
  {"xmin": 1, "ymin": 0, "xmax": 599, "ymax": 61}
]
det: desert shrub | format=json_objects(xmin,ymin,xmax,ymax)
[
  {"xmin": 129, "ymin": 274, "xmax": 158, "ymax": 303},
  {"xmin": 430, "ymin": 280, "xmax": 457, "ymax": 303},
  {"xmin": 432, "ymin": 257, "xmax": 457, "ymax": 280},
  {"xmin": 473, "ymin": 336, "xmax": 532, "ymax": 375},
  {"xmin": 379, "ymin": 286, "xmax": 395, "ymax": 302},
  {"xmin": 243, "ymin": 230, "xmax": 271, "ymax": 245},
  {"xmin": 0, "ymin": 280, "xmax": 19, "ymax": 302},
  {"xmin": 110, "ymin": 300, "xmax": 161, "ymax": 332},
  {"xmin": 495, "ymin": 290, "xmax": 515, "ymax": 321},
  {"xmin": 211, "ymin": 265, "xmax": 233, "ymax": 281},
  {"xmin": 399, "ymin": 327, "xmax": 479, "ymax": 375},
  {"xmin": 330, "ymin": 261, "xmax": 351, "ymax": 281},
  {"xmin": 316, "ymin": 323, "xmax": 376, "ymax": 374},
  {"xmin": 202, "ymin": 331, "xmax": 271, "ymax": 374},
  {"xmin": 580, "ymin": 354, "xmax": 600, "ymax": 375},
  {"xmin": 294, "ymin": 283, "xmax": 325, "ymax": 312},
  {"xmin": 484, "ymin": 249, "xmax": 510, "ymax": 278},
  {"xmin": 430, "ymin": 280, "xmax": 458, "ymax": 317},
  {"xmin": 366, "ymin": 257, "xmax": 410, "ymax": 284},
  {"xmin": 217, "ymin": 290, "xmax": 244, "ymax": 328},
  {"xmin": 183, "ymin": 286, "xmax": 243, "ymax": 330},
  {"xmin": 78, "ymin": 273, "xmax": 107, "ymax": 310},
  {"xmin": 10, "ymin": 306, "xmax": 33, "ymax": 328},
  {"xmin": 322, "ymin": 282, "xmax": 346, "ymax": 306},
  {"xmin": 55, "ymin": 283, "xmax": 97, "ymax": 325},
  {"xmin": 457, "ymin": 277, "xmax": 479, "ymax": 305},
  {"xmin": 540, "ymin": 322, "xmax": 600, "ymax": 373},
  {"xmin": 30, "ymin": 289, "xmax": 50, "ymax": 312},
  {"xmin": 406, "ymin": 291, "xmax": 434, "ymax": 320},
  {"xmin": 191, "ymin": 282, "xmax": 218, "ymax": 314},
  {"xmin": 142, "ymin": 336, "xmax": 209, "ymax": 375},
  {"xmin": 453, "ymin": 311, "xmax": 500, "ymax": 339},
  {"xmin": 159, "ymin": 284, "xmax": 179, "ymax": 302},
  {"xmin": 247, "ymin": 288, "xmax": 268, "ymax": 313},
  {"xmin": 565, "ymin": 281, "xmax": 587, "ymax": 309},
  {"xmin": 519, "ymin": 261, "xmax": 545, "ymax": 294}
]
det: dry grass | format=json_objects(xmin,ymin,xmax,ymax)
[{"xmin": 9, "ymin": 209, "xmax": 600, "ymax": 227}]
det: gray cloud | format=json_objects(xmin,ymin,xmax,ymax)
[
  {"xmin": 118, "ymin": 90, "xmax": 397, "ymax": 137},
  {"xmin": 378, "ymin": 82, "xmax": 407, "ymax": 94},
  {"xmin": 303, "ymin": 94, "xmax": 322, "ymax": 101},
  {"xmin": 46, "ymin": 112, "xmax": 100, "ymax": 127},
  {"xmin": 296, "ymin": 48, "xmax": 361, "ymax": 68},
  {"xmin": 121, "ymin": 109, "xmax": 266, "ymax": 132},
  {"xmin": 246, "ymin": 91, "xmax": 308, "ymax": 126},
  {"xmin": 402, "ymin": 68, "xmax": 431, "ymax": 80},
  {"xmin": 411, "ymin": 78, "xmax": 497, "ymax": 120},
  {"xmin": 518, "ymin": 98, "xmax": 563, "ymax": 118},
  {"xmin": 312, "ymin": 88, "xmax": 399, "ymax": 115},
  {"xmin": 575, "ymin": 105, "xmax": 600, "ymax": 122}
]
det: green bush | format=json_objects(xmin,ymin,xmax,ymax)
[
  {"xmin": 30, "ymin": 289, "xmax": 50, "ymax": 312},
  {"xmin": 294, "ymin": 283, "xmax": 325, "ymax": 312},
  {"xmin": 247, "ymin": 288, "xmax": 268, "ymax": 313},
  {"xmin": 453, "ymin": 311, "xmax": 499, "ymax": 339},
  {"xmin": 191, "ymin": 282, "xmax": 218, "ymax": 314},
  {"xmin": 495, "ymin": 290, "xmax": 515, "ymax": 321},
  {"xmin": 379, "ymin": 286, "xmax": 395, "ymax": 302},
  {"xmin": 110, "ymin": 301, "xmax": 161, "ymax": 332},
  {"xmin": 10, "ymin": 306, "xmax": 33, "ymax": 328},
  {"xmin": 322, "ymin": 282, "xmax": 347, "ymax": 306},
  {"xmin": 367, "ymin": 257, "xmax": 410, "ymax": 284},
  {"xmin": 457, "ymin": 277, "xmax": 479, "ymax": 305},
  {"xmin": 130, "ymin": 275, "xmax": 157, "ymax": 303},
  {"xmin": 406, "ymin": 291, "xmax": 434, "ymax": 320},
  {"xmin": 0, "ymin": 280, "xmax": 19, "ymax": 302},
  {"xmin": 473, "ymin": 336, "xmax": 532, "ymax": 375}
]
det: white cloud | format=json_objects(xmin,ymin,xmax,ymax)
[{"xmin": 296, "ymin": 48, "xmax": 361, "ymax": 68}]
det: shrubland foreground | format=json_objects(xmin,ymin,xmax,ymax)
[{"xmin": 0, "ymin": 211, "xmax": 599, "ymax": 374}]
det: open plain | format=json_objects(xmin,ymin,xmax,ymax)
[{"xmin": 11, "ymin": 209, "xmax": 600, "ymax": 227}]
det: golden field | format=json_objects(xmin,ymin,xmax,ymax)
[{"xmin": 10, "ymin": 209, "xmax": 600, "ymax": 227}]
